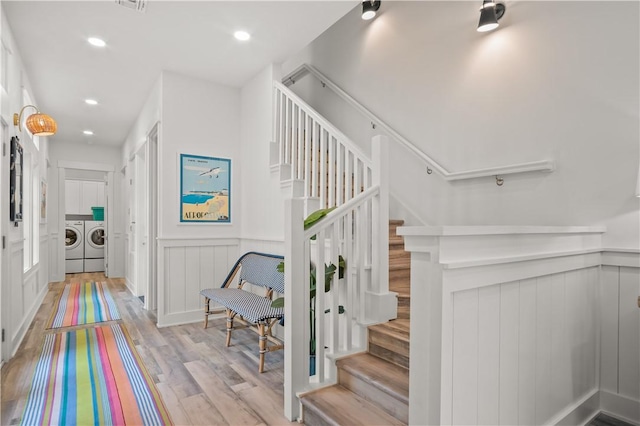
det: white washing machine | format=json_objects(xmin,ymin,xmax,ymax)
[
  {"xmin": 65, "ymin": 220, "xmax": 84, "ymax": 273},
  {"xmin": 84, "ymin": 220, "xmax": 105, "ymax": 272}
]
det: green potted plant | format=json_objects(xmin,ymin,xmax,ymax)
[{"xmin": 271, "ymin": 207, "xmax": 345, "ymax": 375}]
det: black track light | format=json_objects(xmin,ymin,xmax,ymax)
[
  {"xmin": 477, "ymin": 0, "xmax": 506, "ymax": 32},
  {"xmin": 362, "ymin": 0, "xmax": 381, "ymax": 20}
]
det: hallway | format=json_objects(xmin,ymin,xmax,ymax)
[{"xmin": 1, "ymin": 273, "xmax": 292, "ymax": 425}]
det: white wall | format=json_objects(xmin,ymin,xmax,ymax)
[
  {"xmin": 282, "ymin": 1, "xmax": 640, "ymax": 249},
  {"xmin": 239, "ymin": 64, "xmax": 286, "ymax": 248},
  {"xmin": 0, "ymin": 8, "xmax": 51, "ymax": 360},
  {"xmin": 159, "ymin": 70, "xmax": 240, "ymax": 239},
  {"xmin": 122, "ymin": 70, "xmax": 243, "ymax": 326},
  {"xmin": 121, "ymin": 75, "xmax": 161, "ymax": 292}
]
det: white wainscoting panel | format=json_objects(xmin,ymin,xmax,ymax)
[
  {"xmin": 450, "ymin": 267, "xmax": 599, "ymax": 426},
  {"xmin": 618, "ymin": 267, "xmax": 640, "ymax": 401},
  {"xmin": 9, "ymin": 242, "xmax": 48, "ymax": 358},
  {"xmin": 48, "ymin": 232, "xmax": 61, "ymax": 282},
  {"xmin": 10, "ymin": 244, "xmax": 25, "ymax": 340},
  {"xmin": 158, "ymin": 238, "xmax": 239, "ymax": 327},
  {"xmin": 399, "ymin": 226, "xmax": 609, "ymax": 426},
  {"xmin": 599, "ymin": 261, "xmax": 640, "ymax": 425},
  {"xmin": 39, "ymin": 235, "xmax": 49, "ymax": 292}
]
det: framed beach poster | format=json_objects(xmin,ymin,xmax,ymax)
[{"xmin": 180, "ymin": 153, "xmax": 231, "ymax": 223}]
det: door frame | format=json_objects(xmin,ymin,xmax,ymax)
[
  {"xmin": 146, "ymin": 124, "xmax": 159, "ymax": 311},
  {"xmin": 132, "ymin": 122, "xmax": 159, "ymax": 312},
  {"xmin": 56, "ymin": 161, "xmax": 114, "ymax": 283},
  {"xmin": 1, "ymin": 118, "xmax": 9, "ymax": 363}
]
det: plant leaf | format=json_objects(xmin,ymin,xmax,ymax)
[
  {"xmin": 271, "ymin": 297, "xmax": 284, "ymax": 308},
  {"xmin": 304, "ymin": 207, "xmax": 336, "ymax": 230}
]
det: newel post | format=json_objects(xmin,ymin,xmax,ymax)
[
  {"xmin": 284, "ymin": 198, "xmax": 306, "ymax": 421},
  {"xmin": 368, "ymin": 135, "xmax": 396, "ymax": 323}
]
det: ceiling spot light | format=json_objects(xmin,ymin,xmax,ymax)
[
  {"xmin": 83, "ymin": 130, "xmax": 94, "ymax": 135},
  {"xmin": 362, "ymin": 1, "xmax": 381, "ymax": 20},
  {"xmin": 13, "ymin": 105, "xmax": 57, "ymax": 136},
  {"xmin": 88, "ymin": 37, "xmax": 106, "ymax": 47},
  {"xmin": 234, "ymin": 31, "xmax": 251, "ymax": 41},
  {"xmin": 85, "ymin": 99, "xmax": 98, "ymax": 105},
  {"xmin": 477, "ymin": 0, "xmax": 506, "ymax": 32}
]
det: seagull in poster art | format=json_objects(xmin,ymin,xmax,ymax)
[{"xmin": 199, "ymin": 167, "xmax": 221, "ymax": 178}]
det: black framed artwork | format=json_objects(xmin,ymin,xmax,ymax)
[{"xmin": 10, "ymin": 136, "xmax": 23, "ymax": 222}]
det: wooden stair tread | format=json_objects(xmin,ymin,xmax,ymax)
[
  {"xmin": 369, "ymin": 319, "xmax": 410, "ymax": 339},
  {"xmin": 301, "ymin": 385, "xmax": 405, "ymax": 426},
  {"xmin": 337, "ymin": 353, "xmax": 409, "ymax": 404}
]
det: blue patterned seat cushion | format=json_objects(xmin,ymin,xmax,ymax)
[{"xmin": 200, "ymin": 288, "xmax": 284, "ymax": 324}]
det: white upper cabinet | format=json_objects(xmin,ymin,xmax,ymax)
[{"xmin": 65, "ymin": 179, "xmax": 105, "ymax": 214}]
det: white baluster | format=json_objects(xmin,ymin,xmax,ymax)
[
  {"xmin": 315, "ymin": 228, "xmax": 326, "ymax": 382},
  {"xmin": 312, "ymin": 121, "xmax": 319, "ymax": 199},
  {"xmin": 284, "ymin": 198, "xmax": 307, "ymax": 421}
]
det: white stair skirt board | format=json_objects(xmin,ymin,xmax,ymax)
[
  {"xmin": 65, "ymin": 259, "xmax": 84, "ymax": 274},
  {"xmin": 84, "ymin": 258, "xmax": 105, "ymax": 273}
]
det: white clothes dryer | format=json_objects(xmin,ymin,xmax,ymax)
[
  {"xmin": 65, "ymin": 220, "xmax": 84, "ymax": 273},
  {"xmin": 84, "ymin": 220, "xmax": 105, "ymax": 272}
]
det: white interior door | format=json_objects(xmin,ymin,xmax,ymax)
[
  {"xmin": 1, "ymin": 119, "xmax": 9, "ymax": 362},
  {"xmin": 126, "ymin": 159, "xmax": 135, "ymax": 288},
  {"xmin": 146, "ymin": 125, "xmax": 158, "ymax": 311},
  {"xmin": 134, "ymin": 145, "xmax": 148, "ymax": 301}
]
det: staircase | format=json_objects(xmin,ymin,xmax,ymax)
[{"xmin": 300, "ymin": 220, "xmax": 411, "ymax": 425}]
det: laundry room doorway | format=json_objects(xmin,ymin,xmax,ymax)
[{"xmin": 56, "ymin": 161, "xmax": 114, "ymax": 282}]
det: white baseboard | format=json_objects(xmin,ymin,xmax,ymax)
[
  {"xmin": 553, "ymin": 389, "xmax": 600, "ymax": 426},
  {"xmin": 157, "ymin": 310, "xmax": 210, "ymax": 328},
  {"xmin": 552, "ymin": 390, "xmax": 640, "ymax": 426},
  {"xmin": 11, "ymin": 284, "xmax": 49, "ymax": 358},
  {"xmin": 124, "ymin": 277, "xmax": 135, "ymax": 296},
  {"xmin": 600, "ymin": 390, "xmax": 640, "ymax": 425}
]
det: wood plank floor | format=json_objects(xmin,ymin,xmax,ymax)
[{"xmin": 1, "ymin": 273, "xmax": 294, "ymax": 426}]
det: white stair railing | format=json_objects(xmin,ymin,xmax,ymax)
[
  {"xmin": 282, "ymin": 136, "xmax": 396, "ymax": 422},
  {"xmin": 273, "ymin": 81, "xmax": 373, "ymax": 208}
]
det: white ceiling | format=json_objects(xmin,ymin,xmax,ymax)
[{"xmin": 3, "ymin": 1, "xmax": 357, "ymax": 147}]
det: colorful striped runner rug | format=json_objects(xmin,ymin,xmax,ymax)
[
  {"xmin": 21, "ymin": 324, "xmax": 172, "ymax": 425},
  {"xmin": 46, "ymin": 281, "xmax": 120, "ymax": 329}
]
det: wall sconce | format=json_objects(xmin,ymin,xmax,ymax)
[
  {"xmin": 362, "ymin": 0, "xmax": 381, "ymax": 20},
  {"xmin": 477, "ymin": 0, "xmax": 506, "ymax": 32},
  {"xmin": 13, "ymin": 105, "xmax": 57, "ymax": 136}
]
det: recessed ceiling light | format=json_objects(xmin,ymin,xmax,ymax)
[
  {"xmin": 83, "ymin": 130, "xmax": 94, "ymax": 135},
  {"xmin": 85, "ymin": 99, "xmax": 98, "ymax": 105},
  {"xmin": 234, "ymin": 31, "xmax": 251, "ymax": 41},
  {"xmin": 88, "ymin": 37, "xmax": 106, "ymax": 47}
]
